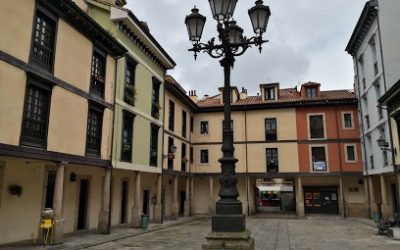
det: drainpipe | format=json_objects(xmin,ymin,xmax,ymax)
[
  {"xmin": 334, "ymin": 106, "xmax": 346, "ymax": 218},
  {"xmin": 354, "ymin": 58, "xmax": 372, "ymax": 218}
]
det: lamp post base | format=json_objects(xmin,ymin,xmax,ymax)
[{"xmin": 202, "ymin": 229, "xmax": 255, "ymax": 250}]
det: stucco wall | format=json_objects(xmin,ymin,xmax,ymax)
[
  {"xmin": 0, "ymin": 0, "xmax": 34, "ymax": 62},
  {"xmin": 0, "ymin": 61, "xmax": 26, "ymax": 146},
  {"xmin": 0, "ymin": 158, "xmax": 45, "ymax": 244}
]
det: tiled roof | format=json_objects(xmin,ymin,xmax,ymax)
[{"xmin": 197, "ymin": 89, "xmax": 356, "ymax": 107}]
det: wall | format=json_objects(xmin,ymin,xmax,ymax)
[
  {"xmin": 0, "ymin": 0, "xmax": 34, "ymax": 62},
  {"xmin": 0, "ymin": 158, "xmax": 45, "ymax": 244}
]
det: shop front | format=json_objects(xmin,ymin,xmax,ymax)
[{"xmin": 304, "ymin": 187, "xmax": 339, "ymax": 214}]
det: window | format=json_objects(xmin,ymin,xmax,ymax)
[
  {"xmin": 86, "ymin": 104, "xmax": 104, "ymax": 156},
  {"xmin": 190, "ymin": 146, "xmax": 194, "ymax": 164},
  {"xmin": 222, "ymin": 120, "xmax": 233, "ymax": 141},
  {"xmin": 167, "ymin": 137, "xmax": 174, "ymax": 170},
  {"xmin": 383, "ymin": 151, "xmax": 388, "ymax": 166},
  {"xmin": 182, "ymin": 111, "xmax": 187, "ymax": 138},
  {"xmin": 365, "ymin": 115, "xmax": 370, "ymax": 129},
  {"xmin": 149, "ymin": 124, "xmax": 159, "ymax": 166},
  {"xmin": 151, "ymin": 79, "xmax": 161, "ymax": 118},
  {"xmin": 90, "ymin": 50, "xmax": 106, "ymax": 98},
  {"xmin": 306, "ymin": 88, "xmax": 317, "ymax": 98},
  {"xmin": 123, "ymin": 59, "xmax": 137, "ymax": 105},
  {"xmin": 190, "ymin": 116, "xmax": 193, "ymax": 133},
  {"xmin": 265, "ymin": 118, "xmax": 277, "ymax": 141},
  {"xmin": 345, "ymin": 145, "xmax": 356, "ymax": 162},
  {"xmin": 181, "ymin": 143, "xmax": 187, "ymax": 172},
  {"xmin": 121, "ymin": 111, "xmax": 134, "ymax": 162},
  {"xmin": 266, "ymin": 148, "xmax": 278, "ymax": 173},
  {"xmin": 358, "ymin": 56, "xmax": 366, "ymax": 90},
  {"xmin": 264, "ymin": 87, "xmax": 275, "ymax": 100},
  {"xmin": 200, "ymin": 149, "xmax": 209, "ymax": 164},
  {"xmin": 21, "ymin": 81, "xmax": 51, "ymax": 148},
  {"xmin": 309, "ymin": 115, "xmax": 324, "ymax": 139},
  {"xmin": 200, "ymin": 121, "xmax": 209, "ymax": 135},
  {"xmin": 311, "ymin": 146, "xmax": 327, "ymax": 171},
  {"xmin": 343, "ymin": 112, "xmax": 353, "ymax": 129},
  {"xmin": 369, "ymin": 36, "xmax": 378, "ymax": 75},
  {"xmin": 369, "ymin": 155, "xmax": 374, "ymax": 169},
  {"xmin": 31, "ymin": 10, "xmax": 56, "ymax": 71},
  {"xmin": 168, "ymin": 101, "xmax": 175, "ymax": 131}
]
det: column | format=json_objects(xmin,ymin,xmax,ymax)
[
  {"xmin": 153, "ymin": 174, "xmax": 162, "ymax": 223},
  {"xmin": 171, "ymin": 175, "xmax": 179, "ymax": 219},
  {"xmin": 184, "ymin": 177, "xmax": 190, "ymax": 217},
  {"xmin": 131, "ymin": 171, "xmax": 142, "ymax": 227},
  {"xmin": 190, "ymin": 177, "xmax": 195, "ymax": 215},
  {"xmin": 380, "ymin": 174, "xmax": 393, "ymax": 220},
  {"xmin": 338, "ymin": 176, "xmax": 345, "ymax": 217},
  {"xmin": 52, "ymin": 162, "xmax": 66, "ymax": 244},
  {"xmin": 364, "ymin": 177, "xmax": 370, "ymax": 218},
  {"xmin": 295, "ymin": 176, "xmax": 305, "ymax": 218},
  {"xmin": 209, "ymin": 176, "xmax": 215, "ymax": 214},
  {"xmin": 369, "ymin": 176, "xmax": 378, "ymax": 218},
  {"xmin": 98, "ymin": 167, "xmax": 112, "ymax": 234}
]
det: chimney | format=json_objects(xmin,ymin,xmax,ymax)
[
  {"xmin": 239, "ymin": 87, "xmax": 248, "ymax": 100},
  {"xmin": 189, "ymin": 90, "xmax": 199, "ymax": 103}
]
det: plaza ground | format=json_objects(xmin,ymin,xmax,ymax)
[{"xmin": 2, "ymin": 216, "xmax": 400, "ymax": 250}]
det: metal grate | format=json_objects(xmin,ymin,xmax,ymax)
[
  {"xmin": 31, "ymin": 11, "xmax": 55, "ymax": 71},
  {"xmin": 21, "ymin": 85, "xmax": 50, "ymax": 147},
  {"xmin": 90, "ymin": 51, "xmax": 106, "ymax": 98},
  {"xmin": 86, "ymin": 107, "xmax": 103, "ymax": 156}
]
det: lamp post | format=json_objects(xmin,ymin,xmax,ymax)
[{"xmin": 185, "ymin": 0, "xmax": 271, "ymax": 248}]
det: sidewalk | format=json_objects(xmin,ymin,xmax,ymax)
[{"xmin": 0, "ymin": 215, "xmax": 206, "ymax": 250}]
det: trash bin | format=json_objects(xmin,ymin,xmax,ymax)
[
  {"xmin": 373, "ymin": 212, "xmax": 381, "ymax": 223},
  {"xmin": 141, "ymin": 215, "xmax": 149, "ymax": 229}
]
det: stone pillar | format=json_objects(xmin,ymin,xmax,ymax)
[
  {"xmin": 380, "ymin": 174, "xmax": 393, "ymax": 220},
  {"xmin": 171, "ymin": 175, "xmax": 179, "ymax": 219},
  {"xmin": 98, "ymin": 167, "xmax": 112, "ymax": 234},
  {"xmin": 184, "ymin": 177, "xmax": 190, "ymax": 217},
  {"xmin": 369, "ymin": 176, "xmax": 378, "ymax": 218},
  {"xmin": 338, "ymin": 176, "xmax": 345, "ymax": 217},
  {"xmin": 243, "ymin": 176, "xmax": 251, "ymax": 216},
  {"xmin": 364, "ymin": 177, "xmax": 370, "ymax": 218},
  {"xmin": 131, "ymin": 171, "xmax": 142, "ymax": 227},
  {"xmin": 153, "ymin": 174, "xmax": 162, "ymax": 223},
  {"xmin": 190, "ymin": 177, "xmax": 195, "ymax": 215},
  {"xmin": 295, "ymin": 176, "xmax": 305, "ymax": 218},
  {"xmin": 52, "ymin": 162, "xmax": 66, "ymax": 244},
  {"xmin": 209, "ymin": 176, "xmax": 215, "ymax": 214}
]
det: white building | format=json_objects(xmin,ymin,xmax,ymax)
[{"xmin": 346, "ymin": 0, "xmax": 400, "ymax": 219}]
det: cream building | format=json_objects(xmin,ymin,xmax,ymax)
[{"xmin": 0, "ymin": 0, "xmax": 126, "ymax": 244}]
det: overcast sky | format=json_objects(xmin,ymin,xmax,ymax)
[{"xmin": 127, "ymin": 0, "xmax": 367, "ymax": 97}]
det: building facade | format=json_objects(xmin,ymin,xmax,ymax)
[
  {"xmin": 0, "ymin": 0, "xmax": 126, "ymax": 244},
  {"xmin": 346, "ymin": 0, "xmax": 400, "ymax": 219},
  {"xmin": 83, "ymin": 0, "xmax": 176, "ymax": 227},
  {"xmin": 164, "ymin": 79, "xmax": 366, "ymax": 219}
]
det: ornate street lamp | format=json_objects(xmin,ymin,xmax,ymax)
[{"xmin": 185, "ymin": 1, "xmax": 271, "ymax": 249}]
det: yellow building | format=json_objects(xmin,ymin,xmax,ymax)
[{"xmin": 0, "ymin": 0, "xmax": 126, "ymax": 244}]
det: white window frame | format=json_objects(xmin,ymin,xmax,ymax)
[
  {"xmin": 307, "ymin": 113, "xmax": 327, "ymax": 140},
  {"xmin": 341, "ymin": 111, "xmax": 354, "ymax": 130},
  {"xmin": 199, "ymin": 148, "xmax": 209, "ymax": 165},
  {"xmin": 344, "ymin": 144, "xmax": 358, "ymax": 163},
  {"xmin": 309, "ymin": 144, "xmax": 329, "ymax": 172}
]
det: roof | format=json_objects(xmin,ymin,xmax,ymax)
[
  {"xmin": 197, "ymin": 89, "xmax": 357, "ymax": 108},
  {"xmin": 91, "ymin": 0, "xmax": 176, "ymax": 69},
  {"xmin": 345, "ymin": 0, "xmax": 378, "ymax": 56}
]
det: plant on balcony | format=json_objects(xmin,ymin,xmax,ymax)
[{"xmin": 125, "ymin": 85, "xmax": 137, "ymax": 106}]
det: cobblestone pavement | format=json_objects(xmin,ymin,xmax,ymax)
[
  {"xmin": 3, "ymin": 216, "xmax": 400, "ymax": 250},
  {"xmin": 83, "ymin": 216, "xmax": 400, "ymax": 250}
]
